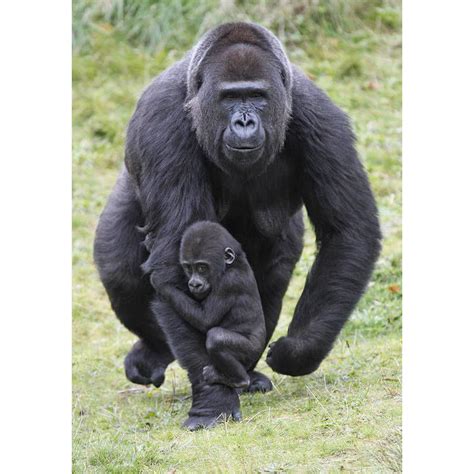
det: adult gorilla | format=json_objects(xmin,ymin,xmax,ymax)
[{"xmin": 94, "ymin": 22, "xmax": 381, "ymax": 429}]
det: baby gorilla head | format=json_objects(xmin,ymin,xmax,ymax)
[{"xmin": 180, "ymin": 221, "xmax": 238, "ymax": 301}]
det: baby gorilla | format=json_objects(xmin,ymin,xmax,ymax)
[{"xmin": 160, "ymin": 221, "xmax": 266, "ymax": 388}]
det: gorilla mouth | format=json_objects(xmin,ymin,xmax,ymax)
[
  {"xmin": 223, "ymin": 142, "xmax": 266, "ymax": 171},
  {"xmin": 190, "ymin": 288, "xmax": 211, "ymax": 301},
  {"xmin": 225, "ymin": 143, "xmax": 264, "ymax": 152}
]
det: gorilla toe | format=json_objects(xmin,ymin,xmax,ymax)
[
  {"xmin": 243, "ymin": 370, "xmax": 273, "ymax": 393},
  {"xmin": 183, "ymin": 410, "xmax": 242, "ymax": 431},
  {"xmin": 185, "ymin": 382, "xmax": 241, "ymax": 430},
  {"xmin": 183, "ymin": 414, "xmax": 220, "ymax": 431}
]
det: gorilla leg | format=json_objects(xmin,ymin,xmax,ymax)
[
  {"xmin": 151, "ymin": 297, "xmax": 241, "ymax": 430},
  {"xmin": 203, "ymin": 327, "xmax": 256, "ymax": 388},
  {"xmin": 245, "ymin": 211, "xmax": 304, "ymax": 393},
  {"xmin": 94, "ymin": 169, "xmax": 175, "ymax": 386}
]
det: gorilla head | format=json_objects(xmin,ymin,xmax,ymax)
[
  {"xmin": 179, "ymin": 221, "xmax": 240, "ymax": 301},
  {"xmin": 185, "ymin": 23, "xmax": 294, "ymax": 176}
]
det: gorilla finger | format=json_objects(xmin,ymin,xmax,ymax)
[
  {"xmin": 246, "ymin": 379, "xmax": 273, "ymax": 393},
  {"xmin": 232, "ymin": 409, "xmax": 242, "ymax": 422},
  {"xmin": 266, "ymin": 353, "xmax": 276, "ymax": 371},
  {"xmin": 267, "ymin": 342, "xmax": 275, "ymax": 356},
  {"xmin": 150, "ymin": 368, "xmax": 166, "ymax": 388},
  {"xmin": 125, "ymin": 365, "xmax": 151, "ymax": 386}
]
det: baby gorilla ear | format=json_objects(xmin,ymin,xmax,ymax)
[{"xmin": 224, "ymin": 247, "xmax": 236, "ymax": 265}]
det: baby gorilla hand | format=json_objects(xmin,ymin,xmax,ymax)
[{"xmin": 266, "ymin": 336, "xmax": 323, "ymax": 376}]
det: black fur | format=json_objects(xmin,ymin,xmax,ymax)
[
  {"xmin": 160, "ymin": 221, "xmax": 266, "ymax": 393},
  {"xmin": 94, "ymin": 22, "xmax": 381, "ymax": 428}
]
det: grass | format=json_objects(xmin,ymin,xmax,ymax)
[{"xmin": 73, "ymin": 1, "xmax": 401, "ymax": 471}]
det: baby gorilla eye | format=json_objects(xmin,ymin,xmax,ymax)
[{"xmin": 196, "ymin": 263, "xmax": 208, "ymax": 274}]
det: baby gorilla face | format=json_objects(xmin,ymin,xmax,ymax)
[
  {"xmin": 179, "ymin": 221, "xmax": 238, "ymax": 301},
  {"xmin": 181, "ymin": 260, "xmax": 212, "ymax": 300}
]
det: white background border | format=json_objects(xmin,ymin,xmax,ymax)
[
  {"xmin": 404, "ymin": 1, "xmax": 474, "ymax": 471},
  {"xmin": 1, "ymin": 0, "xmax": 473, "ymax": 471},
  {"xmin": 0, "ymin": 1, "xmax": 71, "ymax": 470}
]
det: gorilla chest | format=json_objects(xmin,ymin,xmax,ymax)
[
  {"xmin": 210, "ymin": 155, "xmax": 302, "ymax": 241},
  {"xmin": 216, "ymin": 179, "xmax": 300, "ymax": 242}
]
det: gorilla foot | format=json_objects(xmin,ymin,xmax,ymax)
[
  {"xmin": 124, "ymin": 340, "xmax": 174, "ymax": 388},
  {"xmin": 183, "ymin": 382, "xmax": 241, "ymax": 430},
  {"xmin": 182, "ymin": 411, "xmax": 242, "ymax": 431},
  {"xmin": 242, "ymin": 370, "xmax": 273, "ymax": 393}
]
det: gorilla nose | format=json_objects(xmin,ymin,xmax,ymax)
[
  {"xmin": 230, "ymin": 112, "xmax": 259, "ymax": 141},
  {"xmin": 189, "ymin": 281, "xmax": 203, "ymax": 291},
  {"xmin": 233, "ymin": 114, "xmax": 256, "ymax": 131}
]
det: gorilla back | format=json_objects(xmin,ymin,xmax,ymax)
[{"xmin": 94, "ymin": 22, "xmax": 381, "ymax": 429}]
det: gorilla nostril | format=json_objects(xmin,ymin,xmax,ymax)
[{"xmin": 232, "ymin": 114, "xmax": 258, "ymax": 132}]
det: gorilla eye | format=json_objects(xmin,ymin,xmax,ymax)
[
  {"xmin": 221, "ymin": 91, "xmax": 240, "ymax": 100},
  {"xmin": 196, "ymin": 263, "xmax": 209, "ymax": 274}
]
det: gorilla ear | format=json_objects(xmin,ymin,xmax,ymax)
[{"xmin": 224, "ymin": 247, "xmax": 236, "ymax": 265}]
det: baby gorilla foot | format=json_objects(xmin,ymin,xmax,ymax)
[
  {"xmin": 183, "ymin": 382, "xmax": 242, "ymax": 431},
  {"xmin": 124, "ymin": 340, "xmax": 174, "ymax": 388},
  {"xmin": 202, "ymin": 365, "xmax": 250, "ymax": 389}
]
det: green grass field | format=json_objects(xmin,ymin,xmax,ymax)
[{"xmin": 73, "ymin": 1, "xmax": 401, "ymax": 471}]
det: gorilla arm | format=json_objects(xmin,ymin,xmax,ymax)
[
  {"xmin": 160, "ymin": 286, "xmax": 232, "ymax": 334},
  {"xmin": 123, "ymin": 61, "xmax": 223, "ymax": 382},
  {"xmin": 124, "ymin": 61, "xmax": 217, "ymax": 282},
  {"xmin": 266, "ymin": 71, "xmax": 382, "ymax": 376}
]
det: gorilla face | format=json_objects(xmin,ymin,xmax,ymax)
[
  {"xmin": 187, "ymin": 43, "xmax": 292, "ymax": 176},
  {"xmin": 179, "ymin": 221, "xmax": 238, "ymax": 301},
  {"xmin": 220, "ymin": 80, "xmax": 267, "ymax": 164}
]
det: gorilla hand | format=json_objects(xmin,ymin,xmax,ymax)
[
  {"xmin": 266, "ymin": 336, "xmax": 323, "ymax": 376},
  {"xmin": 124, "ymin": 340, "xmax": 173, "ymax": 387},
  {"xmin": 242, "ymin": 370, "xmax": 273, "ymax": 393}
]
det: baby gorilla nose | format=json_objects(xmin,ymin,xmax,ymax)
[
  {"xmin": 188, "ymin": 277, "xmax": 209, "ymax": 300},
  {"xmin": 188, "ymin": 280, "xmax": 203, "ymax": 292}
]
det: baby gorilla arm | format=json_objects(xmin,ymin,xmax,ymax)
[{"xmin": 160, "ymin": 285, "xmax": 230, "ymax": 333}]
